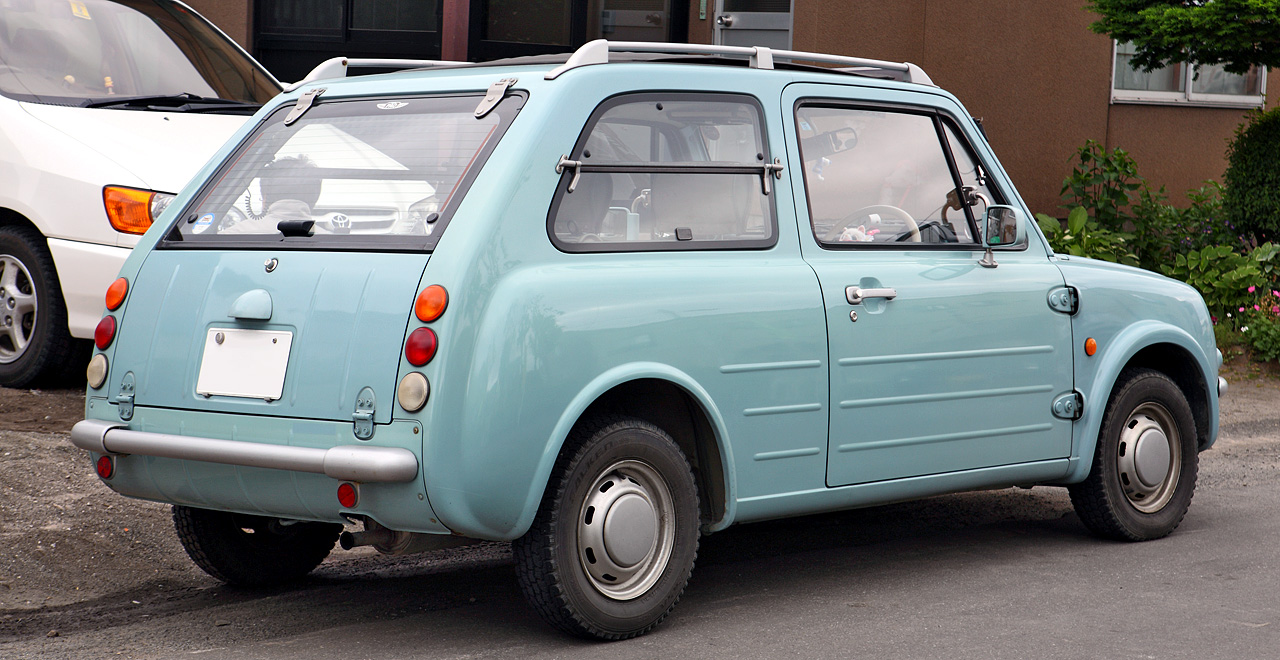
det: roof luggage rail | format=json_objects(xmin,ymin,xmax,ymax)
[
  {"xmin": 286, "ymin": 57, "xmax": 466, "ymax": 91},
  {"xmin": 545, "ymin": 39, "xmax": 933, "ymax": 86}
]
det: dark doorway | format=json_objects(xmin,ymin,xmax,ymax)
[
  {"xmin": 254, "ymin": 0, "xmax": 443, "ymax": 82},
  {"xmin": 470, "ymin": 0, "xmax": 689, "ymax": 62}
]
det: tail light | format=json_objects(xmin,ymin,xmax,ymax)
[
  {"xmin": 105, "ymin": 278, "xmax": 128, "ymax": 311},
  {"xmin": 94, "ymin": 315, "xmax": 117, "ymax": 350},
  {"xmin": 404, "ymin": 328, "xmax": 437, "ymax": 366},
  {"xmin": 103, "ymin": 186, "xmax": 175, "ymax": 235},
  {"xmin": 96, "ymin": 455, "xmax": 114, "ymax": 480}
]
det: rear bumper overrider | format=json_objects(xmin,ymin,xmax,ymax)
[{"xmin": 70, "ymin": 419, "xmax": 419, "ymax": 483}]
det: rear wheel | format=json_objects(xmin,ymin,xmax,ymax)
[
  {"xmin": 1069, "ymin": 368, "xmax": 1198, "ymax": 541},
  {"xmin": 172, "ymin": 505, "xmax": 342, "ymax": 586},
  {"xmin": 513, "ymin": 416, "xmax": 700, "ymax": 640},
  {"xmin": 0, "ymin": 225, "xmax": 79, "ymax": 387}
]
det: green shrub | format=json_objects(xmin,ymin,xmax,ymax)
[
  {"xmin": 1224, "ymin": 108, "xmax": 1280, "ymax": 242},
  {"xmin": 1036, "ymin": 206, "xmax": 1138, "ymax": 266},
  {"xmin": 1242, "ymin": 313, "xmax": 1280, "ymax": 362},
  {"xmin": 1061, "ymin": 139, "xmax": 1142, "ymax": 231},
  {"xmin": 1161, "ymin": 245, "xmax": 1264, "ymax": 322}
]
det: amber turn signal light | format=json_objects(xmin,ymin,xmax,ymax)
[
  {"xmin": 103, "ymin": 186, "xmax": 157, "ymax": 235},
  {"xmin": 1085, "ymin": 337, "xmax": 1097, "ymax": 356},
  {"xmin": 415, "ymin": 285, "xmax": 448, "ymax": 322},
  {"xmin": 105, "ymin": 278, "xmax": 128, "ymax": 311}
]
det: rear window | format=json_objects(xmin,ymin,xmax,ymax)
[{"xmin": 162, "ymin": 93, "xmax": 522, "ymax": 250}]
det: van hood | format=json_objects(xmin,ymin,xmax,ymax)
[{"xmin": 19, "ymin": 102, "xmax": 251, "ymax": 193}]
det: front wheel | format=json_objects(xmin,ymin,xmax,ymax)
[
  {"xmin": 172, "ymin": 506, "xmax": 342, "ymax": 586},
  {"xmin": 0, "ymin": 225, "xmax": 80, "ymax": 387},
  {"xmin": 513, "ymin": 416, "xmax": 700, "ymax": 640},
  {"xmin": 1069, "ymin": 368, "xmax": 1198, "ymax": 541}
]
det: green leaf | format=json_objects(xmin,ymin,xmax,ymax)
[{"xmin": 1067, "ymin": 207, "xmax": 1088, "ymax": 235}]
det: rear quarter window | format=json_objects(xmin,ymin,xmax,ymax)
[{"xmin": 549, "ymin": 93, "xmax": 778, "ymax": 252}]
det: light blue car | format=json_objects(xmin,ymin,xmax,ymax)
[{"xmin": 71, "ymin": 40, "xmax": 1223, "ymax": 640}]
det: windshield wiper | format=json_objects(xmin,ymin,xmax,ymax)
[{"xmin": 79, "ymin": 92, "xmax": 260, "ymax": 112}]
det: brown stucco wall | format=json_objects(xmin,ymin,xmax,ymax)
[
  {"xmin": 793, "ymin": 0, "xmax": 1279, "ymax": 215},
  {"xmin": 185, "ymin": 0, "xmax": 252, "ymax": 50}
]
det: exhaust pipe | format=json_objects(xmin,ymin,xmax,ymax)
[{"xmin": 340, "ymin": 518, "xmax": 479, "ymax": 556}]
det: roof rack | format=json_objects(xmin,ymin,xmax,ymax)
[
  {"xmin": 285, "ymin": 57, "xmax": 466, "ymax": 91},
  {"xmin": 545, "ymin": 39, "xmax": 933, "ymax": 86}
]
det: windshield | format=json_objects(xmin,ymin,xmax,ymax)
[
  {"xmin": 164, "ymin": 93, "xmax": 522, "ymax": 250},
  {"xmin": 0, "ymin": 0, "xmax": 279, "ymax": 105}
]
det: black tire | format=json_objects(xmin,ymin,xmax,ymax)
[
  {"xmin": 1069, "ymin": 368, "xmax": 1198, "ymax": 541},
  {"xmin": 172, "ymin": 505, "xmax": 342, "ymax": 586},
  {"xmin": 513, "ymin": 416, "xmax": 700, "ymax": 640},
  {"xmin": 0, "ymin": 225, "xmax": 80, "ymax": 388}
]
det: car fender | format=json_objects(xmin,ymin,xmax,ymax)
[
  {"xmin": 1062, "ymin": 319, "xmax": 1217, "ymax": 484},
  {"xmin": 508, "ymin": 362, "xmax": 739, "ymax": 538}
]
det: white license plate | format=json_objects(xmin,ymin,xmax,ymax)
[{"xmin": 195, "ymin": 328, "xmax": 293, "ymax": 400}]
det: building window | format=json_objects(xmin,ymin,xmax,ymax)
[{"xmin": 1111, "ymin": 41, "xmax": 1265, "ymax": 108}]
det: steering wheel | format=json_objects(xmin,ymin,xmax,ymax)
[{"xmin": 823, "ymin": 204, "xmax": 920, "ymax": 243}]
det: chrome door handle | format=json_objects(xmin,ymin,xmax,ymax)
[
  {"xmin": 716, "ymin": 14, "xmax": 734, "ymax": 26},
  {"xmin": 845, "ymin": 286, "xmax": 897, "ymax": 305}
]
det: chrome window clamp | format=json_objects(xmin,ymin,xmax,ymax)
[
  {"xmin": 475, "ymin": 78, "xmax": 518, "ymax": 118},
  {"xmin": 284, "ymin": 87, "xmax": 325, "ymax": 126}
]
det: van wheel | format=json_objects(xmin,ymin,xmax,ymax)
[
  {"xmin": 0, "ymin": 225, "xmax": 78, "ymax": 387},
  {"xmin": 1069, "ymin": 368, "xmax": 1198, "ymax": 541},
  {"xmin": 172, "ymin": 506, "xmax": 342, "ymax": 586},
  {"xmin": 513, "ymin": 416, "xmax": 700, "ymax": 640}
]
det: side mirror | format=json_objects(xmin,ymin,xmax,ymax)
[
  {"xmin": 978, "ymin": 205, "xmax": 1026, "ymax": 268},
  {"xmin": 981, "ymin": 205, "xmax": 1026, "ymax": 248}
]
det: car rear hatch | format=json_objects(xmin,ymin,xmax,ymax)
[{"xmin": 107, "ymin": 91, "xmax": 523, "ymax": 424}]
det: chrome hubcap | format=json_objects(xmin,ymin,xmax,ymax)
[
  {"xmin": 0, "ymin": 255, "xmax": 37, "ymax": 365},
  {"xmin": 577, "ymin": 459, "xmax": 674, "ymax": 601},
  {"xmin": 1117, "ymin": 402, "xmax": 1181, "ymax": 513}
]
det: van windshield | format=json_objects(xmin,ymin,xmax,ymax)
[
  {"xmin": 0, "ymin": 0, "xmax": 278, "ymax": 107},
  {"xmin": 164, "ymin": 94, "xmax": 521, "ymax": 250}
]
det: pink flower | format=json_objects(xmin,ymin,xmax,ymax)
[
  {"xmin": 1272, "ymin": 306, "xmax": 1279, "ymax": 314},
  {"xmin": 1255, "ymin": 305, "xmax": 1262, "ymax": 311},
  {"xmin": 1273, "ymin": 290, "xmax": 1279, "ymax": 297},
  {"xmin": 1240, "ymin": 307, "xmax": 1246, "ymax": 312},
  {"xmin": 1249, "ymin": 286, "xmax": 1257, "ymax": 293}
]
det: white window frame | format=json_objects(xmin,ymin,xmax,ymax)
[{"xmin": 1110, "ymin": 41, "xmax": 1267, "ymax": 109}]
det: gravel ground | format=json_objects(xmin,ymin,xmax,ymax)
[{"xmin": 0, "ymin": 361, "xmax": 1275, "ymax": 657}]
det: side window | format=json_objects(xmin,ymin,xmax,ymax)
[
  {"xmin": 796, "ymin": 106, "xmax": 976, "ymax": 246},
  {"xmin": 942, "ymin": 122, "xmax": 999, "ymax": 222},
  {"xmin": 550, "ymin": 94, "xmax": 776, "ymax": 251}
]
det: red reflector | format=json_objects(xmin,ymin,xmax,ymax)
[
  {"xmin": 337, "ymin": 482, "xmax": 358, "ymax": 508},
  {"xmin": 96, "ymin": 455, "xmax": 114, "ymax": 479},
  {"xmin": 105, "ymin": 278, "xmax": 128, "ymax": 311},
  {"xmin": 415, "ymin": 285, "xmax": 448, "ymax": 322},
  {"xmin": 405, "ymin": 327, "xmax": 438, "ymax": 366},
  {"xmin": 94, "ymin": 315, "xmax": 117, "ymax": 350}
]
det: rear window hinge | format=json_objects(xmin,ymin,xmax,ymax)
[
  {"xmin": 284, "ymin": 87, "xmax": 326, "ymax": 126},
  {"xmin": 352, "ymin": 386, "xmax": 376, "ymax": 440},
  {"xmin": 116, "ymin": 372, "xmax": 136, "ymax": 421},
  {"xmin": 475, "ymin": 78, "xmax": 518, "ymax": 119},
  {"xmin": 556, "ymin": 155, "xmax": 583, "ymax": 192},
  {"xmin": 1047, "ymin": 285, "xmax": 1078, "ymax": 315}
]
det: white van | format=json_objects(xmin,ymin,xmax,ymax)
[{"xmin": 0, "ymin": 0, "xmax": 280, "ymax": 386}]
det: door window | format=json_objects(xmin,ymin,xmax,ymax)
[{"xmin": 796, "ymin": 106, "xmax": 977, "ymax": 246}]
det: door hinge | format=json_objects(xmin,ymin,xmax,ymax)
[
  {"xmin": 1047, "ymin": 286, "xmax": 1079, "ymax": 315},
  {"xmin": 475, "ymin": 78, "xmax": 517, "ymax": 118},
  {"xmin": 284, "ymin": 87, "xmax": 325, "ymax": 126},
  {"xmin": 1052, "ymin": 391, "xmax": 1083, "ymax": 420},
  {"xmin": 117, "ymin": 372, "xmax": 136, "ymax": 421},
  {"xmin": 353, "ymin": 386, "xmax": 376, "ymax": 440}
]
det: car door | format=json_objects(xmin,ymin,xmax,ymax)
[{"xmin": 782, "ymin": 83, "xmax": 1076, "ymax": 487}]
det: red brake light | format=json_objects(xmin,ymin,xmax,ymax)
[
  {"xmin": 415, "ymin": 285, "xmax": 448, "ymax": 322},
  {"xmin": 404, "ymin": 328, "xmax": 437, "ymax": 366},
  {"xmin": 105, "ymin": 278, "xmax": 128, "ymax": 311},
  {"xmin": 94, "ymin": 315, "xmax": 117, "ymax": 350},
  {"xmin": 96, "ymin": 455, "xmax": 114, "ymax": 480}
]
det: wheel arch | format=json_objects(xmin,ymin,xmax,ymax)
[
  {"xmin": 520, "ymin": 363, "xmax": 738, "ymax": 538},
  {"xmin": 1063, "ymin": 321, "xmax": 1217, "ymax": 484}
]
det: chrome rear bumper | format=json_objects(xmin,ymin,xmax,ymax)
[{"xmin": 70, "ymin": 419, "xmax": 419, "ymax": 483}]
